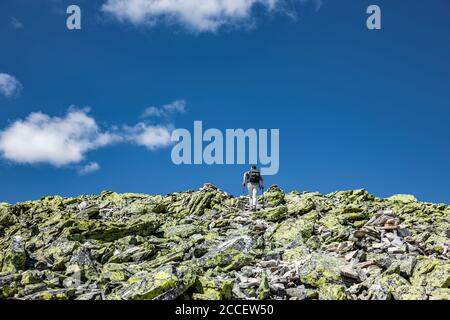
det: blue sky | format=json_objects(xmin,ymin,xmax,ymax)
[{"xmin": 0, "ymin": 0, "xmax": 449, "ymax": 204}]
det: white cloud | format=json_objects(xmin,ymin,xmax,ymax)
[
  {"xmin": 0, "ymin": 108, "xmax": 120, "ymax": 166},
  {"xmin": 78, "ymin": 162, "xmax": 101, "ymax": 175},
  {"xmin": 0, "ymin": 73, "xmax": 22, "ymax": 98},
  {"xmin": 0, "ymin": 99, "xmax": 187, "ymax": 171},
  {"xmin": 11, "ymin": 17, "xmax": 23, "ymax": 29},
  {"xmin": 142, "ymin": 106, "xmax": 164, "ymax": 118},
  {"xmin": 163, "ymin": 99, "xmax": 186, "ymax": 113},
  {"xmin": 142, "ymin": 99, "xmax": 186, "ymax": 118},
  {"xmin": 125, "ymin": 123, "xmax": 173, "ymax": 150},
  {"xmin": 128, "ymin": 100, "xmax": 185, "ymax": 149},
  {"xmin": 101, "ymin": 0, "xmax": 282, "ymax": 32}
]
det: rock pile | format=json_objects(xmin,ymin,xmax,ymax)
[{"xmin": 0, "ymin": 185, "xmax": 448, "ymax": 300}]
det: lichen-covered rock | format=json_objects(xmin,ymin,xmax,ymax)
[
  {"xmin": 0, "ymin": 184, "xmax": 447, "ymax": 300},
  {"xmin": 262, "ymin": 185, "xmax": 286, "ymax": 207},
  {"xmin": 285, "ymin": 193, "xmax": 316, "ymax": 216},
  {"xmin": 66, "ymin": 214, "xmax": 162, "ymax": 242},
  {"xmin": 255, "ymin": 206, "xmax": 288, "ymax": 222},
  {"xmin": 282, "ymin": 245, "xmax": 310, "ymax": 262},
  {"xmin": 161, "ymin": 224, "xmax": 201, "ymax": 239},
  {"xmin": 410, "ymin": 258, "xmax": 450, "ymax": 289},
  {"xmin": 65, "ymin": 248, "xmax": 98, "ymax": 282},
  {"xmin": 319, "ymin": 284, "xmax": 347, "ymax": 300},
  {"xmin": 0, "ymin": 207, "xmax": 16, "ymax": 231},
  {"xmin": 0, "ymin": 274, "xmax": 21, "ymax": 298},
  {"xmin": 429, "ymin": 288, "xmax": 450, "ymax": 300},
  {"xmin": 270, "ymin": 211, "xmax": 319, "ymax": 248},
  {"xmin": 298, "ymin": 253, "xmax": 345, "ymax": 287},
  {"xmin": 388, "ymin": 194, "xmax": 418, "ymax": 203},
  {"xmin": 111, "ymin": 263, "xmax": 196, "ymax": 300},
  {"xmin": 367, "ymin": 274, "xmax": 410, "ymax": 300},
  {"xmin": 1, "ymin": 236, "xmax": 27, "ymax": 274},
  {"xmin": 199, "ymin": 236, "xmax": 254, "ymax": 271},
  {"xmin": 22, "ymin": 288, "xmax": 75, "ymax": 300},
  {"xmin": 392, "ymin": 284, "xmax": 428, "ymax": 300},
  {"xmin": 318, "ymin": 212, "xmax": 350, "ymax": 244},
  {"xmin": 192, "ymin": 276, "xmax": 234, "ymax": 300},
  {"xmin": 20, "ymin": 270, "xmax": 44, "ymax": 286}
]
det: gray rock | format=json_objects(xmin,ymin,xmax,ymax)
[
  {"xmin": 258, "ymin": 260, "xmax": 278, "ymax": 268},
  {"xmin": 345, "ymin": 250, "xmax": 359, "ymax": 261},
  {"xmin": 398, "ymin": 227, "xmax": 412, "ymax": 238},
  {"xmin": 339, "ymin": 265, "xmax": 361, "ymax": 281},
  {"xmin": 388, "ymin": 247, "xmax": 405, "ymax": 254},
  {"xmin": 399, "ymin": 257, "xmax": 417, "ymax": 277},
  {"xmin": 0, "ymin": 186, "xmax": 448, "ymax": 301},
  {"xmin": 286, "ymin": 287, "xmax": 308, "ymax": 300},
  {"xmin": 269, "ymin": 283, "xmax": 285, "ymax": 294}
]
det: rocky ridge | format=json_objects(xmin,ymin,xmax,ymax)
[{"xmin": 0, "ymin": 184, "xmax": 449, "ymax": 300}]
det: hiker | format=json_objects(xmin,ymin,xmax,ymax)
[{"xmin": 242, "ymin": 165, "xmax": 264, "ymax": 211}]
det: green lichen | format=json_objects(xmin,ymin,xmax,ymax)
[
  {"xmin": 0, "ymin": 185, "xmax": 447, "ymax": 301},
  {"xmin": 319, "ymin": 284, "xmax": 347, "ymax": 300},
  {"xmin": 411, "ymin": 258, "xmax": 450, "ymax": 289}
]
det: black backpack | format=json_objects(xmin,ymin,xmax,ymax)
[{"xmin": 249, "ymin": 169, "xmax": 261, "ymax": 183}]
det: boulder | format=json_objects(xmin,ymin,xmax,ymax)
[
  {"xmin": 263, "ymin": 185, "xmax": 286, "ymax": 207},
  {"xmin": 112, "ymin": 263, "xmax": 196, "ymax": 300},
  {"xmin": 0, "ymin": 186, "xmax": 447, "ymax": 301},
  {"xmin": 199, "ymin": 236, "xmax": 254, "ymax": 271},
  {"xmin": 192, "ymin": 276, "xmax": 234, "ymax": 300},
  {"xmin": 1, "ymin": 236, "xmax": 27, "ymax": 274},
  {"xmin": 388, "ymin": 194, "xmax": 418, "ymax": 203},
  {"xmin": 319, "ymin": 284, "xmax": 347, "ymax": 300},
  {"xmin": 297, "ymin": 253, "xmax": 344, "ymax": 287}
]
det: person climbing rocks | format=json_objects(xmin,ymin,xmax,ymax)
[{"xmin": 242, "ymin": 165, "xmax": 264, "ymax": 211}]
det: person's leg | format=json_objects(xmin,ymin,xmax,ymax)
[
  {"xmin": 252, "ymin": 183, "xmax": 258, "ymax": 209},
  {"xmin": 247, "ymin": 183, "xmax": 254, "ymax": 208}
]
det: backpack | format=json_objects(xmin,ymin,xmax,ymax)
[{"xmin": 249, "ymin": 169, "xmax": 261, "ymax": 183}]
